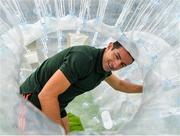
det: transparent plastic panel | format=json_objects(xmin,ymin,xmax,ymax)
[{"xmin": 0, "ymin": 0, "xmax": 180, "ymax": 135}]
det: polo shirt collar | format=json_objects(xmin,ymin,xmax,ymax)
[{"xmin": 96, "ymin": 48, "xmax": 107, "ymax": 74}]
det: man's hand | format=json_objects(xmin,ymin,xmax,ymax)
[{"xmin": 62, "ymin": 116, "xmax": 70, "ymax": 134}]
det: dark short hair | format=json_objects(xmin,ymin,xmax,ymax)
[
  {"xmin": 112, "ymin": 41, "xmax": 134, "ymax": 62},
  {"xmin": 112, "ymin": 41, "xmax": 123, "ymax": 49}
]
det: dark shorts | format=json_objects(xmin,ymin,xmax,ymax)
[
  {"xmin": 22, "ymin": 93, "xmax": 42, "ymax": 110},
  {"xmin": 20, "ymin": 72, "xmax": 67, "ymax": 118},
  {"xmin": 22, "ymin": 93, "xmax": 67, "ymax": 118},
  {"xmin": 20, "ymin": 72, "xmax": 41, "ymax": 94}
]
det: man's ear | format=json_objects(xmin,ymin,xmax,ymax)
[{"xmin": 107, "ymin": 42, "xmax": 113, "ymax": 50}]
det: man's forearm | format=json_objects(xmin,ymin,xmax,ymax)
[
  {"xmin": 118, "ymin": 80, "xmax": 143, "ymax": 93},
  {"xmin": 38, "ymin": 94, "xmax": 63, "ymax": 125}
]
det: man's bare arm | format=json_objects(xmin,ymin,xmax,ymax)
[
  {"xmin": 38, "ymin": 69, "xmax": 70, "ymax": 132},
  {"xmin": 105, "ymin": 74, "xmax": 143, "ymax": 93}
]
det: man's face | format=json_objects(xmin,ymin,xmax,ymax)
[{"xmin": 102, "ymin": 42, "xmax": 134, "ymax": 72}]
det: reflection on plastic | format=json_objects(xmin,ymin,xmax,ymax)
[{"xmin": 101, "ymin": 110, "xmax": 113, "ymax": 129}]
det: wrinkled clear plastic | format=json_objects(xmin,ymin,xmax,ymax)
[{"xmin": 0, "ymin": 0, "xmax": 179, "ymax": 135}]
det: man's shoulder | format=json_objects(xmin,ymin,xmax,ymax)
[
  {"xmin": 70, "ymin": 45, "xmax": 97, "ymax": 53},
  {"xmin": 69, "ymin": 45, "xmax": 98, "ymax": 58}
]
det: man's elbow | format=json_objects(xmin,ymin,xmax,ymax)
[
  {"xmin": 38, "ymin": 90, "xmax": 53, "ymax": 101},
  {"xmin": 38, "ymin": 92, "xmax": 46, "ymax": 101}
]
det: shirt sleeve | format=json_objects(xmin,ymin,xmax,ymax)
[
  {"xmin": 61, "ymin": 109, "xmax": 67, "ymax": 118},
  {"xmin": 59, "ymin": 52, "xmax": 92, "ymax": 84}
]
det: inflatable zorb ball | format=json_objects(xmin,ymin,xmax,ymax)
[{"xmin": 120, "ymin": 46, "xmax": 180, "ymax": 135}]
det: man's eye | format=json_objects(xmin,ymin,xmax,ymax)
[{"xmin": 115, "ymin": 54, "xmax": 119, "ymax": 60}]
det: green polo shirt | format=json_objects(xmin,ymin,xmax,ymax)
[{"xmin": 20, "ymin": 45, "xmax": 112, "ymax": 117}]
